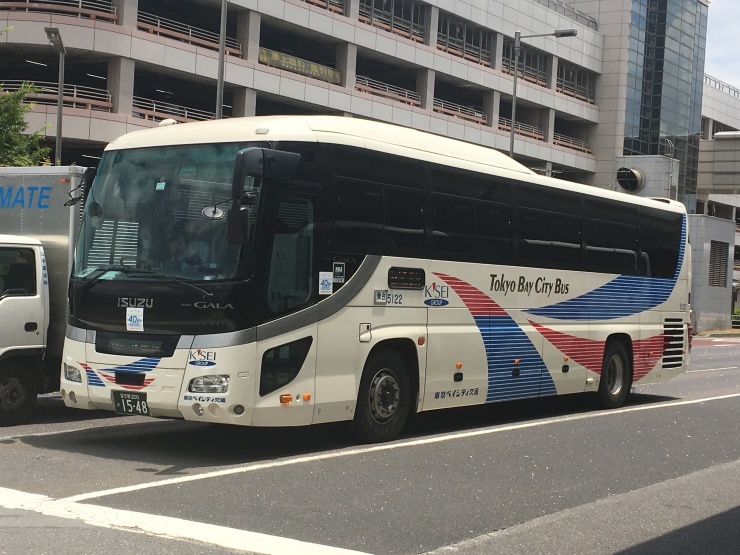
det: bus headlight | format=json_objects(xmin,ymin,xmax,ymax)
[
  {"xmin": 189, "ymin": 375, "xmax": 229, "ymax": 393},
  {"xmin": 64, "ymin": 363, "xmax": 82, "ymax": 383}
]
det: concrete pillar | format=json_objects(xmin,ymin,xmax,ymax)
[
  {"xmin": 425, "ymin": 5, "xmax": 439, "ymax": 48},
  {"xmin": 416, "ymin": 68, "xmax": 435, "ymax": 110},
  {"xmin": 232, "ymin": 87, "xmax": 257, "ymax": 117},
  {"xmin": 483, "ymin": 90, "xmax": 500, "ymax": 129},
  {"xmin": 493, "ymin": 33, "xmax": 504, "ymax": 70},
  {"xmin": 336, "ymin": 42, "xmax": 357, "ymax": 89},
  {"xmin": 550, "ymin": 56, "xmax": 559, "ymax": 91},
  {"xmin": 545, "ymin": 161, "xmax": 553, "ymax": 177},
  {"xmin": 107, "ymin": 57, "xmax": 135, "ymax": 116},
  {"xmin": 237, "ymin": 10, "xmax": 261, "ymax": 62},
  {"xmin": 112, "ymin": 0, "xmax": 137, "ymax": 28},
  {"xmin": 543, "ymin": 108, "xmax": 555, "ymax": 142},
  {"xmin": 345, "ymin": 0, "xmax": 360, "ymax": 19}
]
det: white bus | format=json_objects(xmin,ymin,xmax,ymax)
[{"xmin": 60, "ymin": 116, "xmax": 691, "ymax": 442}]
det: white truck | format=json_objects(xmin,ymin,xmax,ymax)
[{"xmin": 0, "ymin": 166, "xmax": 91, "ymax": 425}]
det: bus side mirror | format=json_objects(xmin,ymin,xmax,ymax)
[
  {"xmin": 231, "ymin": 147, "xmax": 301, "ymax": 198},
  {"xmin": 227, "ymin": 201, "xmax": 252, "ymax": 244},
  {"xmin": 228, "ymin": 148, "xmax": 301, "ymax": 244},
  {"xmin": 64, "ymin": 166, "xmax": 97, "ymax": 207}
]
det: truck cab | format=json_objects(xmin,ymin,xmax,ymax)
[{"xmin": 0, "ymin": 235, "xmax": 49, "ymax": 425}]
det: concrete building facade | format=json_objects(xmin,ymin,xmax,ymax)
[{"xmin": 4, "ymin": 0, "xmax": 739, "ymax": 328}]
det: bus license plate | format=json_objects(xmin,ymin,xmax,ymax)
[{"xmin": 113, "ymin": 390, "xmax": 150, "ymax": 416}]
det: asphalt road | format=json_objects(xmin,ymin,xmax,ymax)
[{"xmin": 1, "ymin": 337, "xmax": 738, "ymax": 555}]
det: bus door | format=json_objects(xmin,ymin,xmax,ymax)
[{"xmin": 252, "ymin": 189, "xmax": 319, "ymax": 426}]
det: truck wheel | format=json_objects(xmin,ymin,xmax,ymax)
[
  {"xmin": 0, "ymin": 363, "xmax": 38, "ymax": 426},
  {"xmin": 597, "ymin": 341, "xmax": 631, "ymax": 409},
  {"xmin": 354, "ymin": 350, "xmax": 411, "ymax": 443}
]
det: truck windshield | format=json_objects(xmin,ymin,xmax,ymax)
[{"xmin": 73, "ymin": 142, "xmax": 265, "ymax": 282}]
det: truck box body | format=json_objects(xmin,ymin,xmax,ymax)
[{"xmin": 0, "ymin": 166, "xmax": 83, "ymax": 423}]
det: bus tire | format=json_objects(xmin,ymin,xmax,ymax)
[
  {"xmin": 0, "ymin": 362, "xmax": 38, "ymax": 426},
  {"xmin": 597, "ymin": 341, "xmax": 631, "ymax": 409},
  {"xmin": 354, "ymin": 350, "xmax": 411, "ymax": 443}
]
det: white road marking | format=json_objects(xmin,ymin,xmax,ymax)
[
  {"xmin": 58, "ymin": 392, "xmax": 740, "ymax": 504},
  {"xmin": 0, "ymin": 487, "xmax": 371, "ymax": 555},
  {"xmin": 1, "ymin": 392, "xmax": 739, "ymax": 554}
]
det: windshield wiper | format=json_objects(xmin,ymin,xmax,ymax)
[{"xmin": 77, "ymin": 265, "xmax": 212, "ymax": 297}]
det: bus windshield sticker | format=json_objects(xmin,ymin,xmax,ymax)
[
  {"xmin": 333, "ymin": 262, "xmax": 345, "ymax": 283},
  {"xmin": 319, "ymin": 271, "xmax": 333, "ymax": 295},
  {"xmin": 126, "ymin": 307, "xmax": 144, "ymax": 332}
]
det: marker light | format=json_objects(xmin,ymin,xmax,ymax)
[
  {"xmin": 64, "ymin": 363, "xmax": 82, "ymax": 383},
  {"xmin": 189, "ymin": 375, "xmax": 229, "ymax": 393},
  {"xmin": 280, "ymin": 394, "xmax": 292, "ymax": 404},
  {"xmin": 302, "ymin": 393, "xmax": 312, "ymax": 401}
]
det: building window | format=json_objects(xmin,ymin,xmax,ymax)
[{"xmin": 709, "ymin": 240, "xmax": 729, "ymax": 287}]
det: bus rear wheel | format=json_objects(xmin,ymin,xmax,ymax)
[
  {"xmin": 354, "ymin": 350, "xmax": 411, "ymax": 443},
  {"xmin": 597, "ymin": 341, "xmax": 631, "ymax": 409}
]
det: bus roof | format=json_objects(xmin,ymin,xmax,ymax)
[{"xmin": 106, "ymin": 115, "xmax": 685, "ymax": 214}]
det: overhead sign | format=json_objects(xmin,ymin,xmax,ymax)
[{"xmin": 259, "ymin": 47, "xmax": 341, "ymax": 85}]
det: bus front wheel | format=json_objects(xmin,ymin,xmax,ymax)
[
  {"xmin": 597, "ymin": 341, "xmax": 631, "ymax": 409},
  {"xmin": 354, "ymin": 350, "xmax": 411, "ymax": 443}
]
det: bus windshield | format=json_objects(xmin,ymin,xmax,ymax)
[{"xmin": 73, "ymin": 142, "xmax": 265, "ymax": 282}]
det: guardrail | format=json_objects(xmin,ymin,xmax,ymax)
[
  {"xmin": 704, "ymin": 74, "xmax": 740, "ymax": 100},
  {"xmin": 553, "ymin": 133, "xmax": 592, "ymax": 154},
  {"xmin": 138, "ymin": 11, "xmax": 242, "ymax": 56},
  {"xmin": 433, "ymin": 98, "xmax": 487, "ymax": 125},
  {"xmin": 556, "ymin": 79, "xmax": 596, "ymax": 104},
  {"xmin": 0, "ymin": 0, "xmax": 117, "ymax": 22},
  {"xmin": 3, "ymin": 80, "xmax": 112, "ymax": 111},
  {"xmin": 355, "ymin": 75, "xmax": 421, "ymax": 106},
  {"xmin": 299, "ymin": 0, "xmax": 345, "ymax": 14},
  {"xmin": 501, "ymin": 59, "xmax": 548, "ymax": 88},
  {"xmin": 436, "ymin": 34, "xmax": 492, "ymax": 67},
  {"xmin": 132, "ymin": 96, "xmax": 215, "ymax": 123},
  {"xmin": 531, "ymin": 0, "xmax": 598, "ymax": 30},
  {"xmin": 498, "ymin": 117, "xmax": 545, "ymax": 141},
  {"xmin": 358, "ymin": 4, "xmax": 424, "ymax": 43}
]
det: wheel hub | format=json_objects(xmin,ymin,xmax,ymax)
[
  {"xmin": 369, "ymin": 370, "xmax": 400, "ymax": 422},
  {"xmin": 0, "ymin": 378, "xmax": 25, "ymax": 412}
]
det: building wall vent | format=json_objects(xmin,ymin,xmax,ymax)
[{"xmin": 616, "ymin": 167, "xmax": 645, "ymax": 192}]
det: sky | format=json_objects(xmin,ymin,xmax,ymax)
[{"xmin": 704, "ymin": 0, "xmax": 740, "ymax": 88}]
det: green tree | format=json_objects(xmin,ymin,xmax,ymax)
[{"xmin": 0, "ymin": 27, "xmax": 51, "ymax": 167}]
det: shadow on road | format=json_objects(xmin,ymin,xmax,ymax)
[
  {"xmin": 616, "ymin": 505, "xmax": 740, "ymax": 554},
  {"xmin": 16, "ymin": 391, "xmax": 678, "ymax": 475}
]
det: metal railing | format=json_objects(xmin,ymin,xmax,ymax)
[
  {"xmin": 553, "ymin": 132, "xmax": 592, "ymax": 154},
  {"xmin": 2, "ymin": 80, "xmax": 112, "ymax": 111},
  {"xmin": 355, "ymin": 75, "xmax": 421, "ymax": 106},
  {"xmin": 436, "ymin": 34, "xmax": 492, "ymax": 67},
  {"xmin": 132, "ymin": 96, "xmax": 215, "ymax": 123},
  {"xmin": 433, "ymin": 98, "xmax": 487, "ymax": 125},
  {"xmin": 501, "ymin": 58, "xmax": 548, "ymax": 88},
  {"xmin": 358, "ymin": 4, "xmax": 425, "ymax": 43},
  {"xmin": 138, "ymin": 11, "xmax": 242, "ymax": 56},
  {"xmin": 299, "ymin": 0, "xmax": 345, "ymax": 14},
  {"xmin": 556, "ymin": 77, "xmax": 596, "ymax": 104},
  {"xmin": 704, "ymin": 74, "xmax": 740, "ymax": 100},
  {"xmin": 498, "ymin": 117, "xmax": 545, "ymax": 141},
  {"xmin": 0, "ymin": 0, "xmax": 117, "ymax": 21},
  {"xmin": 531, "ymin": 0, "xmax": 598, "ymax": 31}
]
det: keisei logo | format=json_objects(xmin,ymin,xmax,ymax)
[
  {"xmin": 424, "ymin": 282, "xmax": 449, "ymax": 307},
  {"xmin": 188, "ymin": 349, "xmax": 217, "ymax": 366}
]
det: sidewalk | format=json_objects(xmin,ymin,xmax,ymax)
[{"xmin": 696, "ymin": 328, "xmax": 740, "ymax": 338}]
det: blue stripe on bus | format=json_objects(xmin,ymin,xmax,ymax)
[
  {"xmin": 473, "ymin": 316, "xmax": 557, "ymax": 402},
  {"xmin": 85, "ymin": 369, "xmax": 105, "ymax": 387}
]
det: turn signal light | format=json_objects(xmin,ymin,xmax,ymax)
[{"xmin": 280, "ymin": 394, "xmax": 292, "ymax": 405}]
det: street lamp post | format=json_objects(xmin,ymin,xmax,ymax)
[
  {"xmin": 45, "ymin": 27, "xmax": 66, "ymax": 165},
  {"xmin": 508, "ymin": 28, "xmax": 577, "ymax": 159},
  {"xmin": 215, "ymin": 0, "xmax": 227, "ymax": 119}
]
